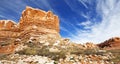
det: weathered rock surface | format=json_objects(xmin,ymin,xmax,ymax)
[
  {"xmin": 83, "ymin": 42, "xmax": 98, "ymax": 49},
  {"xmin": 0, "ymin": 20, "xmax": 17, "ymax": 30},
  {"xmin": 19, "ymin": 6, "xmax": 59, "ymax": 32},
  {"xmin": 0, "ymin": 6, "xmax": 60, "ymax": 38},
  {"xmin": 0, "ymin": 6, "xmax": 118, "ymax": 64},
  {"xmin": 0, "ymin": 20, "xmax": 19, "ymax": 38},
  {"xmin": 98, "ymin": 37, "xmax": 120, "ymax": 50},
  {"xmin": 0, "ymin": 6, "xmax": 60, "ymax": 54}
]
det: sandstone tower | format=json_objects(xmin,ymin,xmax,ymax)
[{"xmin": 19, "ymin": 6, "xmax": 59, "ymax": 33}]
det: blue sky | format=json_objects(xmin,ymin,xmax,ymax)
[{"xmin": 0, "ymin": 0, "xmax": 120, "ymax": 44}]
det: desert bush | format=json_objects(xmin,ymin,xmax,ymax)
[
  {"xmin": 107, "ymin": 49, "xmax": 120, "ymax": 64},
  {"xmin": 37, "ymin": 46, "xmax": 66, "ymax": 61},
  {"xmin": 83, "ymin": 49, "xmax": 98, "ymax": 55},
  {"xmin": 68, "ymin": 46, "xmax": 96, "ymax": 55},
  {"xmin": 0, "ymin": 55, "xmax": 7, "ymax": 60},
  {"xmin": 17, "ymin": 46, "xmax": 66, "ymax": 61},
  {"xmin": 37, "ymin": 47, "xmax": 50, "ymax": 56},
  {"xmin": 16, "ymin": 47, "xmax": 38, "ymax": 55},
  {"xmin": 47, "ymin": 51, "xmax": 66, "ymax": 61},
  {"xmin": 110, "ymin": 56, "xmax": 120, "ymax": 64},
  {"xmin": 64, "ymin": 45, "xmax": 82, "ymax": 54},
  {"xmin": 70, "ymin": 47, "xmax": 84, "ymax": 55},
  {"xmin": 25, "ymin": 48, "xmax": 37, "ymax": 55}
]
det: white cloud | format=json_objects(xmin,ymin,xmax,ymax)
[
  {"xmin": 77, "ymin": 20, "xmax": 93, "ymax": 29},
  {"xmin": 70, "ymin": 0, "xmax": 120, "ymax": 44},
  {"xmin": 78, "ymin": 20, "xmax": 92, "ymax": 26},
  {"xmin": 81, "ymin": 13, "xmax": 89, "ymax": 19}
]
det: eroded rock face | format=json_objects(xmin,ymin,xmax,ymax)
[
  {"xmin": 0, "ymin": 20, "xmax": 19, "ymax": 38},
  {"xmin": 0, "ymin": 6, "xmax": 60, "ymax": 54},
  {"xmin": 19, "ymin": 6, "xmax": 59, "ymax": 32},
  {"xmin": 0, "ymin": 6, "xmax": 60, "ymax": 38},
  {"xmin": 98, "ymin": 37, "xmax": 120, "ymax": 49},
  {"xmin": 0, "ymin": 20, "xmax": 17, "ymax": 30}
]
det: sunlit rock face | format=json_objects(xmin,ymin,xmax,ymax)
[
  {"xmin": 0, "ymin": 20, "xmax": 20, "ymax": 38},
  {"xmin": 0, "ymin": 6, "xmax": 60, "ymax": 38},
  {"xmin": 19, "ymin": 6, "xmax": 59, "ymax": 33},
  {"xmin": 18, "ymin": 6, "xmax": 60, "ymax": 39},
  {"xmin": 98, "ymin": 37, "xmax": 120, "ymax": 50},
  {"xmin": 0, "ymin": 20, "xmax": 17, "ymax": 30},
  {"xmin": 0, "ymin": 6, "xmax": 60, "ymax": 54}
]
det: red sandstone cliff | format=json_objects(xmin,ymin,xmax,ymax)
[
  {"xmin": 98, "ymin": 37, "xmax": 120, "ymax": 50},
  {"xmin": 0, "ymin": 6, "xmax": 60, "ymax": 38},
  {"xmin": 0, "ymin": 6, "xmax": 60, "ymax": 54},
  {"xmin": 0, "ymin": 20, "xmax": 19, "ymax": 38},
  {"xmin": 19, "ymin": 6, "xmax": 59, "ymax": 32},
  {"xmin": 0, "ymin": 20, "xmax": 17, "ymax": 30}
]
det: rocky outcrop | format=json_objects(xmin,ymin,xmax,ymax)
[
  {"xmin": 19, "ymin": 6, "xmax": 59, "ymax": 32},
  {"xmin": 0, "ymin": 6, "xmax": 60, "ymax": 54},
  {"xmin": 0, "ymin": 6, "xmax": 59, "ymax": 38},
  {"xmin": 0, "ymin": 20, "xmax": 17, "ymax": 30},
  {"xmin": 0, "ymin": 43, "xmax": 18, "ymax": 54},
  {"xmin": 0, "ymin": 20, "xmax": 20, "ymax": 38},
  {"xmin": 98, "ymin": 37, "xmax": 120, "ymax": 49},
  {"xmin": 83, "ymin": 42, "xmax": 98, "ymax": 49}
]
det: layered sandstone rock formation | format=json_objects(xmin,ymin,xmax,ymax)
[
  {"xmin": 0, "ymin": 20, "xmax": 17, "ymax": 30},
  {"xmin": 0, "ymin": 6, "xmax": 60, "ymax": 54},
  {"xmin": 0, "ymin": 20, "xmax": 19, "ymax": 38},
  {"xmin": 19, "ymin": 6, "xmax": 59, "ymax": 32},
  {"xmin": 0, "ymin": 6, "xmax": 59, "ymax": 38},
  {"xmin": 98, "ymin": 37, "xmax": 120, "ymax": 50}
]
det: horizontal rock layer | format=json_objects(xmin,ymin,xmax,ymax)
[
  {"xmin": 19, "ymin": 6, "xmax": 59, "ymax": 32},
  {"xmin": 0, "ymin": 6, "xmax": 60, "ymax": 54},
  {"xmin": 98, "ymin": 37, "xmax": 120, "ymax": 50},
  {"xmin": 0, "ymin": 6, "xmax": 60, "ymax": 38}
]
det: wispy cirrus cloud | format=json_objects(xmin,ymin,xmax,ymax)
[
  {"xmin": 0, "ymin": 0, "xmax": 120, "ymax": 44},
  {"xmin": 78, "ymin": 20, "xmax": 92, "ymax": 26},
  {"xmin": 69, "ymin": 0, "xmax": 120, "ymax": 44},
  {"xmin": 78, "ymin": 0, "xmax": 88, "ymax": 8}
]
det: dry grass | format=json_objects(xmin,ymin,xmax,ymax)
[{"xmin": 107, "ymin": 49, "xmax": 120, "ymax": 64}]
